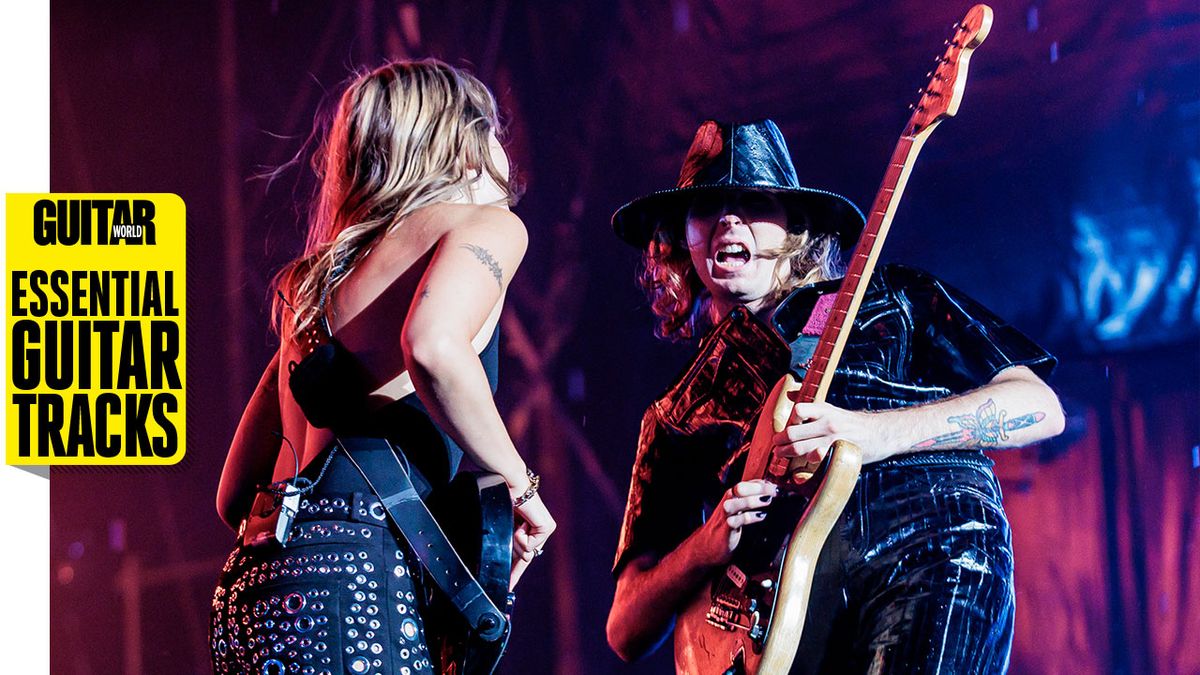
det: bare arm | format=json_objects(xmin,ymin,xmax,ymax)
[
  {"xmin": 607, "ymin": 480, "xmax": 777, "ymax": 662},
  {"xmin": 216, "ymin": 351, "xmax": 282, "ymax": 530},
  {"xmin": 402, "ymin": 207, "xmax": 554, "ymax": 578},
  {"xmin": 403, "ymin": 209, "xmax": 528, "ymax": 488},
  {"xmin": 774, "ymin": 365, "xmax": 1066, "ymax": 467}
]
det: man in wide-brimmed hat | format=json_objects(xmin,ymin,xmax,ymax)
[{"xmin": 606, "ymin": 119, "xmax": 1065, "ymax": 673}]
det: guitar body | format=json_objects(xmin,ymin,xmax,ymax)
[
  {"xmin": 674, "ymin": 378, "xmax": 862, "ymax": 675},
  {"xmin": 426, "ymin": 472, "xmax": 514, "ymax": 675},
  {"xmin": 671, "ymin": 5, "xmax": 993, "ymax": 672}
]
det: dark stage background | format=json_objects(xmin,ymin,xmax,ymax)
[{"xmin": 48, "ymin": 1, "xmax": 1198, "ymax": 674}]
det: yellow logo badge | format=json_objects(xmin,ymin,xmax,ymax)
[{"xmin": 6, "ymin": 194, "xmax": 186, "ymax": 465}]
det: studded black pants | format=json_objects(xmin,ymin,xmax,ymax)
[{"xmin": 210, "ymin": 449, "xmax": 434, "ymax": 675}]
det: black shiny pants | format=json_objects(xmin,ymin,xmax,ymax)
[
  {"xmin": 210, "ymin": 448, "xmax": 434, "ymax": 675},
  {"xmin": 792, "ymin": 451, "xmax": 1015, "ymax": 675}
]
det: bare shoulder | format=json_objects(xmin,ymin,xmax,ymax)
[
  {"xmin": 411, "ymin": 204, "xmax": 529, "ymax": 291},
  {"xmin": 432, "ymin": 205, "xmax": 529, "ymax": 281},
  {"xmin": 367, "ymin": 203, "xmax": 526, "ymax": 268},
  {"xmin": 440, "ymin": 204, "xmax": 527, "ymax": 247}
]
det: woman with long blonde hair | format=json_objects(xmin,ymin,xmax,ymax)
[{"xmin": 211, "ymin": 59, "xmax": 553, "ymax": 675}]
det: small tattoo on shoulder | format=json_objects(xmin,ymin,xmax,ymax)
[
  {"xmin": 419, "ymin": 287, "xmax": 430, "ymax": 301},
  {"xmin": 460, "ymin": 244, "xmax": 503, "ymax": 287}
]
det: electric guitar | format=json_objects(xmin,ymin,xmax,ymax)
[
  {"xmin": 673, "ymin": 5, "xmax": 995, "ymax": 673},
  {"xmin": 426, "ymin": 471, "xmax": 515, "ymax": 675}
]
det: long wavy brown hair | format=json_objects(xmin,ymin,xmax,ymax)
[
  {"xmin": 272, "ymin": 59, "xmax": 518, "ymax": 343},
  {"xmin": 639, "ymin": 207, "xmax": 844, "ymax": 341}
]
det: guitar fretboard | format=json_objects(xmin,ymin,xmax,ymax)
[{"xmin": 797, "ymin": 134, "xmax": 920, "ymax": 404}]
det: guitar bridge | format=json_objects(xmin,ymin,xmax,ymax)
[{"xmin": 705, "ymin": 602, "xmax": 756, "ymax": 633}]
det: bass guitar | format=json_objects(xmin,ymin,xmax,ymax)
[{"xmin": 673, "ymin": 5, "xmax": 994, "ymax": 673}]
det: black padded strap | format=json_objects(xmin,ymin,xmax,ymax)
[{"xmin": 337, "ymin": 436, "xmax": 508, "ymax": 642}]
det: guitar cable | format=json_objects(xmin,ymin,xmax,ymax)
[{"xmin": 257, "ymin": 430, "xmax": 339, "ymax": 501}]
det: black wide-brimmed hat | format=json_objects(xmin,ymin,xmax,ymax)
[{"xmin": 612, "ymin": 119, "xmax": 865, "ymax": 250}]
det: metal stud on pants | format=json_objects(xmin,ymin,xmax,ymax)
[{"xmin": 347, "ymin": 655, "xmax": 371, "ymax": 674}]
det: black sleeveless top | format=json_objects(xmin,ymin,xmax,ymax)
[{"xmin": 335, "ymin": 327, "xmax": 501, "ymax": 490}]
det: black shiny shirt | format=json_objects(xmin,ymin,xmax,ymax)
[{"xmin": 613, "ymin": 264, "xmax": 1056, "ymax": 575}]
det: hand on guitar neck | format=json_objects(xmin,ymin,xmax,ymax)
[
  {"xmin": 771, "ymin": 365, "xmax": 1065, "ymax": 473},
  {"xmin": 772, "ymin": 397, "xmax": 890, "ymax": 474}
]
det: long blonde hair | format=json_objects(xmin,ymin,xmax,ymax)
[
  {"xmin": 639, "ymin": 208, "xmax": 844, "ymax": 341},
  {"xmin": 272, "ymin": 59, "xmax": 517, "ymax": 342}
]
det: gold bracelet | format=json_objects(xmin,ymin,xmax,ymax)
[{"xmin": 512, "ymin": 468, "xmax": 540, "ymax": 508}]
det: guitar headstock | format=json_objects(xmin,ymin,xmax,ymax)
[{"xmin": 907, "ymin": 4, "xmax": 993, "ymax": 136}]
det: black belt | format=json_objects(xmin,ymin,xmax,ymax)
[
  {"xmin": 289, "ymin": 491, "xmax": 391, "ymax": 526},
  {"xmin": 865, "ymin": 449, "xmax": 994, "ymax": 472},
  {"xmin": 336, "ymin": 436, "xmax": 508, "ymax": 643}
]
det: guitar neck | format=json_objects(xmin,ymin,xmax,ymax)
[
  {"xmin": 744, "ymin": 8, "xmax": 993, "ymax": 672},
  {"xmin": 798, "ymin": 130, "xmax": 931, "ymax": 404}
]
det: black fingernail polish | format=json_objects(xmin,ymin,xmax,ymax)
[{"xmin": 759, "ymin": 495, "xmax": 773, "ymax": 503}]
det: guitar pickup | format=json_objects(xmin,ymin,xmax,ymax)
[{"xmin": 725, "ymin": 565, "xmax": 747, "ymax": 589}]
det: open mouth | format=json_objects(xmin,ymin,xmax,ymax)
[{"xmin": 714, "ymin": 242, "xmax": 751, "ymax": 268}]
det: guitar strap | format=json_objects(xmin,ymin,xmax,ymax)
[{"xmin": 335, "ymin": 435, "xmax": 508, "ymax": 644}]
